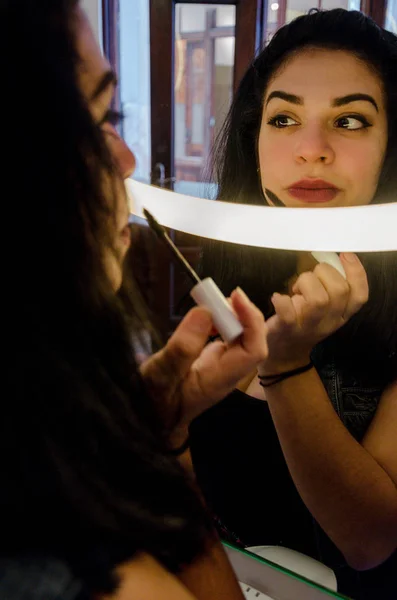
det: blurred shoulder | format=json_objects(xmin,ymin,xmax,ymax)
[
  {"xmin": 0, "ymin": 556, "xmax": 85, "ymax": 600},
  {"xmin": 101, "ymin": 552, "xmax": 196, "ymax": 600}
]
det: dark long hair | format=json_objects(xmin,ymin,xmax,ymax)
[
  {"xmin": 202, "ymin": 9, "xmax": 397, "ymax": 377},
  {"xmin": 1, "ymin": 0, "xmax": 210, "ymax": 590}
]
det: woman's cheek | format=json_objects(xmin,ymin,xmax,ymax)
[{"xmin": 260, "ymin": 141, "xmax": 288, "ymax": 183}]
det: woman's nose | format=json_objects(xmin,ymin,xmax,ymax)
[
  {"xmin": 102, "ymin": 123, "xmax": 136, "ymax": 179},
  {"xmin": 294, "ymin": 124, "xmax": 335, "ymax": 165}
]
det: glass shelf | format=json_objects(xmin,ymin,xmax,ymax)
[{"xmin": 224, "ymin": 542, "xmax": 351, "ymax": 600}]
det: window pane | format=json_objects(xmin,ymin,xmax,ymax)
[
  {"xmin": 118, "ymin": 0, "xmax": 151, "ymax": 181},
  {"xmin": 216, "ymin": 5, "xmax": 236, "ymax": 27},
  {"xmin": 286, "ymin": 0, "xmax": 319, "ymax": 23},
  {"xmin": 322, "ymin": 0, "xmax": 357, "ymax": 8},
  {"xmin": 266, "ymin": 1, "xmax": 361, "ymax": 43},
  {"xmin": 347, "ymin": 0, "xmax": 361, "ymax": 9},
  {"xmin": 174, "ymin": 4, "xmax": 236, "ymax": 197},
  {"xmin": 386, "ymin": 0, "xmax": 397, "ymax": 34}
]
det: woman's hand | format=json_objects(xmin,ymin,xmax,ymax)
[
  {"xmin": 140, "ymin": 288, "xmax": 268, "ymax": 435},
  {"xmin": 259, "ymin": 253, "xmax": 368, "ymax": 375}
]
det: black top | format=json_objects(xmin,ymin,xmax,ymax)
[{"xmin": 189, "ymin": 361, "xmax": 396, "ymax": 600}]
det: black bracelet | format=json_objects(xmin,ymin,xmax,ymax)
[
  {"xmin": 168, "ymin": 436, "xmax": 190, "ymax": 456},
  {"xmin": 258, "ymin": 361, "xmax": 314, "ymax": 388}
]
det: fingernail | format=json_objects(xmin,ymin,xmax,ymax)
[
  {"xmin": 236, "ymin": 286, "xmax": 250, "ymax": 303},
  {"xmin": 341, "ymin": 252, "xmax": 357, "ymax": 263}
]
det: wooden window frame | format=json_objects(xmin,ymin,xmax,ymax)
[
  {"xmin": 102, "ymin": 0, "xmax": 121, "ymax": 112},
  {"xmin": 361, "ymin": 0, "xmax": 387, "ymax": 26},
  {"xmin": 149, "ymin": 0, "xmax": 262, "ymax": 182}
]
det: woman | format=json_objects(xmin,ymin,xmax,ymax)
[
  {"xmin": 190, "ymin": 9, "xmax": 397, "ymax": 600},
  {"xmin": 0, "ymin": 1, "xmax": 273, "ymax": 598}
]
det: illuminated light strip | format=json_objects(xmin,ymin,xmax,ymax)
[{"xmin": 126, "ymin": 179, "xmax": 397, "ymax": 252}]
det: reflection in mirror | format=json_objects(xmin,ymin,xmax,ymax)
[
  {"xmin": 185, "ymin": 9, "xmax": 397, "ymax": 600},
  {"xmin": 265, "ymin": 1, "xmax": 363, "ymax": 44},
  {"xmin": 225, "ymin": 542, "xmax": 346, "ymax": 599},
  {"xmin": 174, "ymin": 3, "xmax": 236, "ymax": 198},
  {"xmin": 386, "ymin": 0, "xmax": 397, "ymax": 33},
  {"xmin": 125, "ymin": 7, "xmax": 396, "ymax": 600}
]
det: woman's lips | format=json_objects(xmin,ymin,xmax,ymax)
[
  {"xmin": 287, "ymin": 187, "xmax": 339, "ymax": 202},
  {"xmin": 287, "ymin": 180, "xmax": 340, "ymax": 203}
]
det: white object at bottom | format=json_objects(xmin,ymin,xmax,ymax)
[
  {"xmin": 246, "ymin": 546, "xmax": 337, "ymax": 592},
  {"xmin": 239, "ymin": 581, "xmax": 275, "ymax": 599}
]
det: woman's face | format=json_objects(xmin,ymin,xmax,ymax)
[
  {"xmin": 258, "ymin": 48, "xmax": 388, "ymax": 208},
  {"xmin": 75, "ymin": 9, "xmax": 136, "ymax": 290}
]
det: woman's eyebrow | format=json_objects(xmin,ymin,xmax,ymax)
[
  {"xmin": 265, "ymin": 90, "xmax": 303, "ymax": 107},
  {"xmin": 332, "ymin": 93, "xmax": 379, "ymax": 112},
  {"xmin": 265, "ymin": 90, "xmax": 379, "ymax": 113},
  {"xmin": 91, "ymin": 70, "xmax": 118, "ymax": 101}
]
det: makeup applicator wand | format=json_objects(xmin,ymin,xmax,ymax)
[{"xmin": 143, "ymin": 208, "xmax": 244, "ymax": 343}]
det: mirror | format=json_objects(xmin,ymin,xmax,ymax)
[{"xmin": 117, "ymin": 2, "xmax": 397, "ymax": 599}]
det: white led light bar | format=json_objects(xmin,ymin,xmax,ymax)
[{"xmin": 127, "ymin": 179, "xmax": 397, "ymax": 252}]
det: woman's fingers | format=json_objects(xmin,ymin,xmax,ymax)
[
  {"xmin": 310, "ymin": 254, "xmax": 368, "ymax": 321},
  {"xmin": 230, "ymin": 288, "xmax": 268, "ymax": 360},
  {"xmin": 340, "ymin": 253, "xmax": 369, "ymax": 318},
  {"xmin": 283, "ymin": 254, "xmax": 367, "ymax": 338},
  {"xmin": 141, "ymin": 307, "xmax": 213, "ymax": 387},
  {"xmin": 271, "ymin": 292, "xmax": 298, "ymax": 327},
  {"xmin": 291, "ymin": 271, "xmax": 332, "ymax": 326},
  {"xmin": 163, "ymin": 307, "xmax": 213, "ymax": 373},
  {"xmin": 143, "ymin": 289, "xmax": 268, "ymax": 406},
  {"xmin": 183, "ymin": 291, "xmax": 268, "ymax": 411},
  {"xmin": 312, "ymin": 263, "xmax": 350, "ymax": 320}
]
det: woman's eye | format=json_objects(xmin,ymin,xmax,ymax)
[
  {"xmin": 267, "ymin": 114, "xmax": 299, "ymax": 128},
  {"xmin": 335, "ymin": 115, "xmax": 372, "ymax": 131},
  {"xmin": 100, "ymin": 109, "xmax": 124, "ymax": 127}
]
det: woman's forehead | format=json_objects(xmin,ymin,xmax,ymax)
[{"xmin": 265, "ymin": 48, "xmax": 384, "ymax": 104}]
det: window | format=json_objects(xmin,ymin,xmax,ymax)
[
  {"xmin": 385, "ymin": 0, "xmax": 397, "ymax": 32},
  {"xmin": 174, "ymin": 4, "xmax": 236, "ymax": 195},
  {"xmin": 265, "ymin": 0, "xmax": 366, "ymax": 43},
  {"xmin": 118, "ymin": 0, "xmax": 151, "ymax": 182}
]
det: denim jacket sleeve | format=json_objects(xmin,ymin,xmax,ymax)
[{"xmin": 310, "ymin": 342, "xmax": 393, "ymax": 442}]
